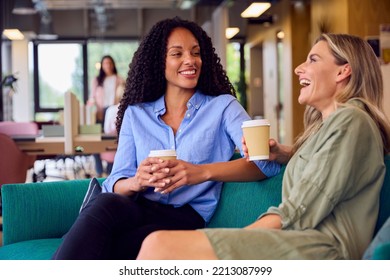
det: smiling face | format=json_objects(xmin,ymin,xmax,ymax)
[
  {"xmin": 165, "ymin": 27, "xmax": 202, "ymax": 94},
  {"xmin": 294, "ymin": 40, "xmax": 350, "ymax": 119}
]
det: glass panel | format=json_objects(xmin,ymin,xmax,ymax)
[{"xmin": 37, "ymin": 43, "xmax": 84, "ymax": 108}]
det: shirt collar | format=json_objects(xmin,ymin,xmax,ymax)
[{"xmin": 153, "ymin": 90, "xmax": 206, "ymax": 115}]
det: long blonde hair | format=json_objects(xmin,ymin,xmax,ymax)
[{"xmin": 293, "ymin": 33, "xmax": 390, "ymax": 154}]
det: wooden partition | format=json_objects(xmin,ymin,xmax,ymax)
[
  {"xmin": 15, "ymin": 92, "xmax": 117, "ymax": 155},
  {"xmin": 64, "ymin": 92, "xmax": 80, "ymax": 154}
]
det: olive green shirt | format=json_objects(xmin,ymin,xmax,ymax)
[{"xmin": 265, "ymin": 100, "xmax": 385, "ymax": 259}]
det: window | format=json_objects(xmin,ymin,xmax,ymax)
[
  {"xmin": 33, "ymin": 39, "xmax": 138, "ymax": 122},
  {"xmin": 34, "ymin": 41, "xmax": 85, "ymax": 121},
  {"xmin": 227, "ymin": 42, "xmax": 247, "ymax": 109}
]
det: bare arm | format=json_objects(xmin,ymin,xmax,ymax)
[
  {"xmin": 245, "ymin": 214, "xmax": 282, "ymax": 230},
  {"xmin": 204, "ymin": 157, "xmax": 266, "ymax": 182},
  {"xmin": 151, "ymin": 157, "xmax": 266, "ymax": 194},
  {"xmin": 269, "ymin": 139, "xmax": 292, "ymax": 164}
]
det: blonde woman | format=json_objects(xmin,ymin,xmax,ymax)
[{"xmin": 137, "ymin": 33, "xmax": 390, "ymax": 260}]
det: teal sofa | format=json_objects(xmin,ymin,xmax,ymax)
[{"xmin": 1, "ymin": 157, "xmax": 389, "ymax": 260}]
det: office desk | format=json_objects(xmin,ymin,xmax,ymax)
[
  {"xmin": 13, "ymin": 134, "xmax": 117, "ymax": 156},
  {"xmin": 11, "ymin": 92, "xmax": 118, "ymax": 156}
]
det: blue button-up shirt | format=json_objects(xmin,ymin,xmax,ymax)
[{"xmin": 103, "ymin": 91, "xmax": 280, "ymax": 223}]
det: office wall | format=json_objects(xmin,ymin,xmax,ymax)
[
  {"xmin": 290, "ymin": 2, "xmax": 311, "ymax": 143},
  {"xmin": 311, "ymin": 0, "xmax": 390, "ymax": 39},
  {"xmin": 383, "ymin": 65, "xmax": 390, "ymax": 121},
  {"xmin": 245, "ymin": 0, "xmax": 390, "ymax": 145},
  {"xmin": 347, "ymin": 0, "xmax": 390, "ymax": 38},
  {"xmin": 248, "ymin": 45, "xmax": 264, "ymax": 119},
  {"xmin": 310, "ymin": 0, "xmax": 349, "ymax": 40}
]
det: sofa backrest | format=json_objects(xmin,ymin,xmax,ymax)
[
  {"xmin": 376, "ymin": 155, "xmax": 390, "ymax": 234},
  {"xmin": 1, "ymin": 178, "xmax": 105, "ymax": 245},
  {"xmin": 207, "ymin": 166, "xmax": 285, "ymax": 228}
]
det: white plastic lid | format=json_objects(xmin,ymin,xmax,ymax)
[
  {"xmin": 241, "ymin": 119, "xmax": 270, "ymax": 128},
  {"xmin": 149, "ymin": 149, "xmax": 177, "ymax": 157}
]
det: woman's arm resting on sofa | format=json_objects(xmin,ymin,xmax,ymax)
[{"xmin": 245, "ymin": 214, "xmax": 282, "ymax": 230}]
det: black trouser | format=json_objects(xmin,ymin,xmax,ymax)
[{"xmin": 52, "ymin": 193, "xmax": 205, "ymax": 260}]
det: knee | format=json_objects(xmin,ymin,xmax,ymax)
[
  {"xmin": 82, "ymin": 193, "xmax": 135, "ymax": 217},
  {"xmin": 137, "ymin": 231, "xmax": 170, "ymax": 259},
  {"xmin": 94, "ymin": 193, "xmax": 129, "ymax": 208}
]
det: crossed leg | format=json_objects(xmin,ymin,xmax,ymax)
[{"xmin": 137, "ymin": 230, "xmax": 218, "ymax": 260}]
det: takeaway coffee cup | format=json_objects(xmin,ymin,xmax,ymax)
[
  {"xmin": 148, "ymin": 149, "xmax": 177, "ymax": 160},
  {"xmin": 241, "ymin": 119, "xmax": 270, "ymax": 161}
]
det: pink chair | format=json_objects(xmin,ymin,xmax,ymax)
[
  {"xmin": 100, "ymin": 150, "xmax": 115, "ymax": 165},
  {"xmin": 0, "ymin": 121, "xmax": 39, "ymax": 135},
  {"xmin": 0, "ymin": 133, "xmax": 36, "ymax": 187},
  {"xmin": 0, "ymin": 122, "xmax": 39, "ymax": 186}
]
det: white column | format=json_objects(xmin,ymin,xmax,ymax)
[
  {"xmin": 382, "ymin": 64, "xmax": 390, "ymax": 121},
  {"xmin": 211, "ymin": 5, "xmax": 228, "ymax": 69},
  {"xmin": 12, "ymin": 39, "xmax": 34, "ymax": 122}
]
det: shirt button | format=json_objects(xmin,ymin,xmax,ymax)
[
  {"xmin": 186, "ymin": 114, "xmax": 190, "ymax": 118},
  {"xmin": 299, "ymin": 205, "xmax": 306, "ymax": 211}
]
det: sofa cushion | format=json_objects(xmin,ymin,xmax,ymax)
[
  {"xmin": 207, "ymin": 165, "xmax": 285, "ymax": 228},
  {"xmin": 0, "ymin": 238, "xmax": 62, "ymax": 260}
]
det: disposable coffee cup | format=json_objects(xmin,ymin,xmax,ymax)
[
  {"xmin": 241, "ymin": 119, "xmax": 270, "ymax": 161},
  {"xmin": 148, "ymin": 149, "xmax": 177, "ymax": 160}
]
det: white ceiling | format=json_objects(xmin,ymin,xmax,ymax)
[
  {"xmin": 35, "ymin": 0, "xmax": 199, "ymax": 35},
  {"xmin": 34, "ymin": 0, "xmax": 229, "ymax": 36},
  {"xmin": 41, "ymin": 0, "xmax": 192, "ymax": 10},
  {"xmin": 4, "ymin": 0, "xmax": 256, "ymax": 39}
]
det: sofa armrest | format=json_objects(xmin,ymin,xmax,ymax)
[
  {"xmin": 208, "ymin": 166, "xmax": 284, "ymax": 228},
  {"xmin": 1, "ymin": 178, "xmax": 104, "ymax": 245}
]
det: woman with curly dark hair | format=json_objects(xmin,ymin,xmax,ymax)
[{"xmin": 52, "ymin": 17, "xmax": 280, "ymax": 260}]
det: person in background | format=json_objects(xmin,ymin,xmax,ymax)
[
  {"xmin": 52, "ymin": 17, "xmax": 280, "ymax": 260},
  {"xmin": 88, "ymin": 55, "xmax": 125, "ymax": 177},
  {"xmin": 136, "ymin": 33, "xmax": 390, "ymax": 260}
]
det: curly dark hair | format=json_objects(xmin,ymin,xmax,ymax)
[
  {"xmin": 116, "ymin": 17, "xmax": 236, "ymax": 134},
  {"xmin": 96, "ymin": 55, "xmax": 118, "ymax": 86}
]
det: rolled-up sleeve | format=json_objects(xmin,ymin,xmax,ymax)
[{"xmin": 253, "ymin": 160, "xmax": 281, "ymax": 178}]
